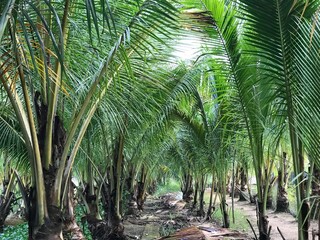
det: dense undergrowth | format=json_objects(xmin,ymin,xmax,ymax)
[
  {"xmin": 0, "ymin": 206, "xmax": 93, "ymax": 240},
  {"xmin": 0, "ymin": 224, "xmax": 28, "ymax": 240}
]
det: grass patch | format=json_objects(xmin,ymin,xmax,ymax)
[
  {"xmin": 154, "ymin": 179, "xmax": 181, "ymax": 197},
  {"xmin": 203, "ymin": 190, "xmax": 249, "ymax": 233},
  {"xmin": 212, "ymin": 207, "xmax": 249, "ymax": 232}
]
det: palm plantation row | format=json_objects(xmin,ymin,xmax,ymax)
[{"xmin": 1, "ymin": 0, "xmax": 320, "ymax": 239}]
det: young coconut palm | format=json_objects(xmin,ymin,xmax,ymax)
[
  {"xmin": 234, "ymin": 1, "xmax": 320, "ymax": 239},
  {"xmin": 200, "ymin": 0, "xmax": 320, "ymax": 239},
  {"xmin": 73, "ymin": 46, "xmax": 207, "ymax": 238},
  {"xmin": 191, "ymin": 1, "xmax": 281, "ymax": 239},
  {"xmin": 0, "ymin": 0, "xmax": 179, "ymax": 238}
]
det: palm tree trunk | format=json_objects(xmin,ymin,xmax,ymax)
[
  {"xmin": 0, "ymin": 154, "xmax": 16, "ymax": 232},
  {"xmin": 257, "ymin": 200, "xmax": 270, "ymax": 240},
  {"xmin": 0, "ymin": 185, "xmax": 15, "ymax": 232},
  {"xmin": 63, "ymin": 177, "xmax": 85, "ymax": 239},
  {"xmin": 29, "ymin": 94, "xmax": 82, "ymax": 239},
  {"xmin": 220, "ymin": 197, "xmax": 229, "ymax": 228},
  {"xmin": 125, "ymin": 164, "xmax": 136, "ymax": 201},
  {"xmin": 103, "ymin": 133, "xmax": 127, "ymax": 240},
  {"xmin": 197, "ymin": 175, "xmax": 206, "ymax": 217},
  {"xmin": 85, "ymin": 185, "xmax": 100, "ymax": 224},
  {"xmin": 90, "ymin": 133, "xmax": 127, "ymax": 240},
  {"xmin": 239, "ymin": 167, "xmax": 247, "ymax": 201},
  {"xmin": 220, "ymin": 171, "xmax": 229, "ymax": 228},
  {"xmin": 29, "ymin": 97, "xmax": 66, "ymax": 239},
  {"xmin": 266, "ymin": 185, "xmax": 273, "ymax": 209},
  {"xmin": 89, "ymin": 167, "xmax": 127, "ymax": 240},
  {"xmin": 256, "ymin": 167, "xmax": 270, "ymax": 240},
  {"xmin": 84, "ymin": 135, "xmax": 100, "ymax": 221},
  {"xmin": 106, "ymin": 178, "xmax": 126, "ymax": 240},
  {"xmin": 192, "ymin": 180, "xmax": 199, "ymax": 209},
  {"xmin": 181, "ymin": 172, "xmax": 193, "ymax": 202},
  {"xmin": 125, "ymin": 165, "xmax": 137, "ymax": 215},
  {"xmin": 136, "ymin": 166, "xmax": 147, "ymax": 211},
  {"xmin": 230, "ymin": 166, "xmax": 240, "ymax": 198},
  {"xmin": 247, "ymin": 185, "xmax": 255, "ymax": 203},
  {"xmin": 276, "ymin": 152, "xmax": 289, "ymax": 212},
  {"xmin": 206, "ymin": 173, "xmax": 215, "ymax": 219},
  {"xmin": 299, "ymin": 141, "xmax": 309, "ymax": 240},
  {"xmin": 311, "ymin": 164, "xmax": 320, "ymax": 219}
]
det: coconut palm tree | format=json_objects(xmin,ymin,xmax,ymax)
[
  {"xmin": 1, "ymin": 1, "xmax": 320, "ymax": 240},
  {"xmin": 0, "ymin": 95, "xmax": 30, "ymax": 229},
  {"xmin": 191, "ymin": 1, "xmax": 320, "ymax": 239},
  {"xmin": 73, "ymin": 47, "xmax": 209, "ymax": 238},
  {"xmin": 0, "ymin": 0, "xmax": 179, "ymax": 238},
  {"xmin": 232, "ymin": 1, "xmax": 320, "ymax": 239},
  {"xmin": 192, "ymin": 2, "xmax": 273, "ymax": 238}
]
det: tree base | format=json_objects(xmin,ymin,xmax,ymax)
[
  {"xmin": 33, "ymin": 206, "xmax": 63, "ymax": 240},
  {"xmin": 63, "ymin": 218, "xmax": 85, "ymax": 239},
  {"xmin": 88, "ymin": 220, "xmax": 127, "ymax": 240},
  {"xmin": 238, "ymin": 191, "xmax": 247, "ymax": 201},
  {"xmin": 275, "ymin": 197, "xmax": 289, "ymax": 212}
]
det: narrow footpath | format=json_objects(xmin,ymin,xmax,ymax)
[
  {"xmin": 123, "ymin": 193, "xmax": 319, "ymax": 240},
  {"xmin": 124, "ymin": 193, "xmax": 250, "ymax": 240},
  {"xmin": 228, "ymin": 197, "xmax": 318, "ymax": 240}
]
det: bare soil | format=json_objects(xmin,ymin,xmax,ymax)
[
  {"xmin": 228, "ymin": 196, "xmax": 319, "ymax": 240},
  {"xmin": 124, "ymin": 192, "xmax": 320, "ymax": 240},
  {"xmin": 124, "ymin": 193, "xmax": 250, "ymax": 239}
]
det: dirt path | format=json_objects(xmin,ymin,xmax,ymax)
[
  {"xmin": 228, "ymin": 196, "xmax": 318, "ymax": 240},
  {"xmin": 123, "ymin": 193, "xmax": 319, "ymax": 239},
  {"xmin": 229, "ymin": 198, "xmax": 297, "ymax": 239},
  {"xmin": 124, "ymin": 194, "xmax": 249, "ymax": 239}
]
